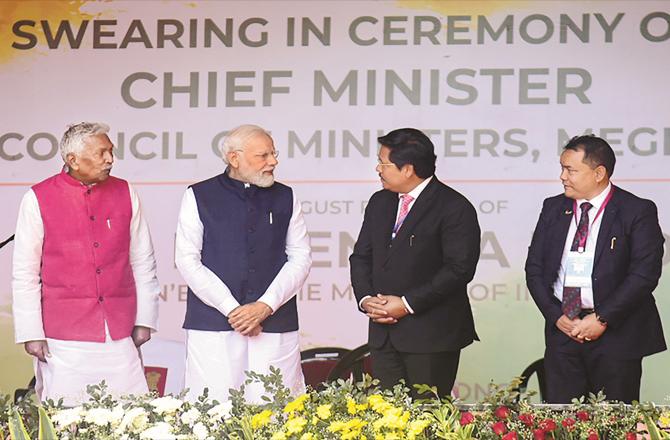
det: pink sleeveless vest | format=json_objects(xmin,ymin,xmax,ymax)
[{"xmin": 32, "ymin": 170, "xmax": 137, "ymax": 342}]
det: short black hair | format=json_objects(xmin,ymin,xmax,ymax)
[
  {"xmin": 564, "ymin": 135, "xmax": 616, "ymax": 177},
  {"xmin": 377, "ymin": 128, "xmax": 436, "ymax": 178}
]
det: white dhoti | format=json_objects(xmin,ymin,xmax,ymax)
[
  {"xmin": 35, "ymin": 332, "xmax": 148, "ymax": 406},
  {"xmin": 185, "ymin": 330, "xmax": 305, "ymax": 404}
]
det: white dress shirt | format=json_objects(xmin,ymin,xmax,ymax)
[
  {"xmin": 359, "ymin": 176, "xmax": 433, "ymax": 314},
  {"xmin": 12, "ymin": 183, "xmax": 161, "ymax": 343},
  {"xmin": 175, "ymin": 186, "xmax": 311, "ymax": 317},
  {"xmin": 553, "ymin": 182, "xmax": 612, "ymax": 308}
]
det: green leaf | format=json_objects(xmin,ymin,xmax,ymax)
[
  {"xmin": 8, "ymin": 410, "xmax": 30, "ymax": 440},
  {"xmin": 37, "ymin": 406, "xmax": 57, "ymax": 440}
]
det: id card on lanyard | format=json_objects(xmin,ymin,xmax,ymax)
[{"xmin": 563, "ymin": 188, "xmax": 613, "ymax": 289}]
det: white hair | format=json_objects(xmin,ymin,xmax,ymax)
[
  {"xmin": 221, "ymin": 124, "xmax": 271, "ymax": 164},
  {"xmin": 59, "ymin": 122, "xmax": 110, "ymax": 162}
]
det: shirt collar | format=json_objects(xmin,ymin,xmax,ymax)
[
  {"xmin": 577, "ymin": 182, "xmax": 611, "ymax": 213},
  {"xmin": 399, "ymin": 175, "xmax": 433, "ymax": 201}
]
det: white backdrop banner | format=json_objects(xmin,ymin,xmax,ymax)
[{"xmin": 1, "ymin": 1, "xmax": 669, "ymax": 402}]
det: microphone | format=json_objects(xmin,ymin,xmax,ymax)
[{"xmin": 0, "ymin": 234, "xmax": 15, "ymax": 250}]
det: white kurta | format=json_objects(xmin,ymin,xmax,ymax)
[
  {"xmin": 12, "ymin": 182, "xmax": 160, "ymax": 406},
  {"xmin": 175, "ymin": 186, "xmax": 311, "ymax": 403}
]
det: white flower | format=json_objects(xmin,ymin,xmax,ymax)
[
  {"xmin": 110, "ymin": 405, "xmax": 125, "ymax": 426},
  {"xmin": 149, "ymin": 396, "xmax": 184, "ymax": 414},
  {"xmin": 84, "ymin": 407, "xmax": 116, "ymax": 426},
  {"xmin": 192, "ymin": 422, "xmax": 209, "ymax": 440},
  {"xmin": 180, "ymin": 407, "xmax": 201, "ymax": 426},
  {"xmin": 51, "ymin": 406, "xmax": 84, "ymax": 427},
  {"xmin": 116, "ymin": 407, "xmax": 149, "ymax": 433},
  {"xmin": 140, "ymin": 422, "xmax": 176, "ymax": 440},
  {"xmin": 207, "ymin": 401, "xmax": 232, "ymax": 421}
]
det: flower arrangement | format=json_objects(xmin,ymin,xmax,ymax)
[{"xmin": 2, "ymin": 371, "xmax": 670, "ymax": 439}]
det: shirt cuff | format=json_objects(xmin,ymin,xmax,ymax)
[
  {"xmin": 401, "ymin": 296, "xmax": 415, "ymax": 314},
  {"xmin": 358, "ymin": 295, "xmax": 372, "ymax": 312}
]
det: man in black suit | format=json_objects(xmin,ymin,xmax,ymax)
[
  {"xmin": 526, "ymin": 135, "xmax": 665, "ymax": 403},
  {"xmin": 349, "ymin": 128, "xmax": 480, "ymax": 398}
]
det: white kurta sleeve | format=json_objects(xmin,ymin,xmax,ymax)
[
  {"xmin": 12, "ymin": 189, "xmax": 46, "ymax": 343},
  {"xmin": 175, "ymin": 188, "xmax": 240, "ymax": 316},
  {"xmin": 258, "ymin": 194, "xmax": 312, "ymax": 312},
  {"xmin": 128, "ymin": 184, "xmax": 161, "ymax": 330}
]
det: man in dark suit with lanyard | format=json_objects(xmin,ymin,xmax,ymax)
[
  {"xmin": 350, "ymin": 128, "xmax": 481, "ymax": 398},
  {"xmin": 526, "ymin": 134, "xmax": 666, "ymax": 403}
]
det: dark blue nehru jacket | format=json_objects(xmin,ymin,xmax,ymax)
[{"xmin": 182, "ymin": 171, "xmax": 298, "ymax": 333}]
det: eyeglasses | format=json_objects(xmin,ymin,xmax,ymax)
[
  {"xmin": 377, "ymin": 158, "xmax": 395, "ymax": 167},
  {"xmin": 234, "ymin": 149, "xmax": 279, "ymax": 161}
]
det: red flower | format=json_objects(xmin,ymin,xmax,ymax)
[
  {"xmin": 539, "ymin": 419, "xmax": 557, "ymax": 432},
  {"xmin": 576, "ymin": 410, "xmax": 590, "ymax": 422},
  {"xmin": 625, "ymin": 433, "xmax": 637, "ymax": 440},
  {"xmin": 533, "ymin": 429, "xmax": 546, "ymax": 440},
  {"xmin": 519, "ymin": 412, "xmax": 535, "ymax": 427},
  {"xmin": 562, "ymin": 417, "xmax": 576, "ymax": 431},
  {"xmin": 459, "ymin": 411, "xmax": 474, "ymax": 426},
  {"xmin": 502, "ymin": 432, "xmax": 518, "ymax": 440},
  {"xmin": 492, "ymin": 421, "xmax": 507, "ymax": 435},
  {"xmin": 587, "ymin": 432, "xmax": 599, "ymax": 440},
  {"xmin": 495, "ymin": 406, "xmax": 511, "ymax": 420}
]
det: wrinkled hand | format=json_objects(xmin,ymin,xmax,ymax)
[
  {"xmin": 132, "ymin": 326, "xmax": 152, "ymax": 347},
  {"xmin": 571, "ymin": 313, "xmax": 607, "ymax": 342},
  {"xmin": 555, "ymin": 315, "xmax": 584, "ymax": 343},
  {"xmin": 228, "ymin": 302, "xmax": 272, "ymax": 336},
  {"xmin": 24, "ymin": 340, "xmax": 50, "ymax": 362}
]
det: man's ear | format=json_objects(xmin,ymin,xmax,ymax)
[
  {"xmin": 66, "ymin": 152, "xmax": 79, "ymax": 171},
  {"xmin": 402, "ymin": 163, "xmax": 415, "ymax": 178},
  {"xmin": 227, "ymin": 151, "xmax": 240, "ymax": 168},
  {"xmin": 594, "ymin": 165, "xmax": 608, "ymax": 183}
]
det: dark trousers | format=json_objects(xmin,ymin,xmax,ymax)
[
  {"xmin": 544, "ymin": 346, "xmax": 642, "ymax": 403},
  {"xmin": 371, "ymin": 337, "xmax": 460, "ymax": 399}
]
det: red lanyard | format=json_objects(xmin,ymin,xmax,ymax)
[{"xmin": 573, "ymin": 187, "xmax": 613, "ymax": 228}]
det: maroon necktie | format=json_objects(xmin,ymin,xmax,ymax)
[{"xmin": 562, "ymin": 202, "xmax": 593, "ymax": 319}]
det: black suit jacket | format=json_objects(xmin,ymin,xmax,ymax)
[
  {"xmin": 525, "ymin": 185, "xmax": 666, "ymax": 359},
  {"xmin": 350, "ymin": 177, "xmax": 481, "ymax": 353}
]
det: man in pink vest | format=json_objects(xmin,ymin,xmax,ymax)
[{"xmin": 12, "ymin": 122, "xmax": 160, "ymax": 405}]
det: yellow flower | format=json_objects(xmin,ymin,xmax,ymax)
[
  {"xmin": 284, "ymin": 416, "xmax": 307, "ymax": 435},
  {"xmin": 271, "ymin": 432, "xmax": 287, "ymax": 440},
  {"xmin": 367, "ymin": 394, "xmax": 392, "ymax": 414},
  {"xmin": 407, "ymin": 418, "xmax": 431, "ymax": 440},
  {"xmin": 372, "ymin": 407, "xmax": 409, "ymax": 431},
  {"xmin": 283, "ymin": 394, "xmax": 310, "ymax": 414},
  {"xmin": 347, "ymin": 397, "xmax": 358, "ymax": 415},
  {"xmin": 300, "ymin": 433, "xmax": 314, "ymax": 440},
  {"xmin": 251, "ymin": 410, "xmax": 273, "ymax": 430},
  {"xmin": 659, "ymin": 412, "xmax": 670, "ymax": 429},
  {"xmin": 316, "ymin": 404, "xmax": 332, "ymax": 420}
]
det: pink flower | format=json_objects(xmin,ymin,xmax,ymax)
[
  {"xmin": 587, "ymin": 432, "xmax": 599, "ymax": 440},
  {"xmin": 502, "ymin": 432, "xmax": 518, "ymax": 440},
  {"xmin": 519, "ymin": 412, "xmax": 535, "ymax": 427},
  {"xmin": 532, "ymin": 429, "xmax": 546, "ymax": 440},
  {"xmin": 492, "ymin": 421, "xmax": 507, "ymax": 435},
  {"xmin": 460, "ymin": 411, "xmax": 474, "ymax": 426},
  {"xmin": 539, "ymin": 419, "xmax": 557, "ymax": 432},
  {"xmin": 625, "ymin": 433, "xmax": 637, "ymax": 440},
  {"xmin": 495, "ymin": 406, "xmax": 511, "ymax": 420},
  {"xmin": 576, "ymin": 410, "xmax": 590, "ymax": 422}
]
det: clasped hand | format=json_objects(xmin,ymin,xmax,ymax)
[
  {"xmin": 362, "ymin": 294, "xmax": 409, "ymax": 324},
  {"xmin": 556, "ymin": 314, "xmax": 606, "ymax": 343},
  {"xmin": 228, "ymin": 302, "xmax": 272, "ymax": 336}
]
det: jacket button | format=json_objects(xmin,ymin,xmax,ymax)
[
  {"xmin": 98, "ymin": 296, "xmax": 104, "ymax": 302},
  {"xmin": 86, "ymin": 189, "xmax": 91, "ymax": 195},
  {"xmin": 249, "ymin": 268, "xmax": 256, "ymax": 273},
  {"xmin": 93, "ymin": 242, "xmax": 99, "ymax": 248},
  {"xmin": 90, "ymin": 215, "xmax": 95, "ymax": 221},
  {"xmin": 96, "ymin": 268, "xmax": 102, "ymax": 274}
]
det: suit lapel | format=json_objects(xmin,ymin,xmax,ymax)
[
  {"xmin": 384, "ymin": 178, "xmax": 438, "ymax": 262},
  {"xmin": 593, "ymin": 186, "xmax": 619, "ymax": 266},
  {"xmin": 550, "ymin": 197, "xmax": 574, "ymax": 267}
]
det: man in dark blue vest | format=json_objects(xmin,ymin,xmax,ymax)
[{"xmin": 175, "ymin": 124, "xmax": 312, "ymax": 403}]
